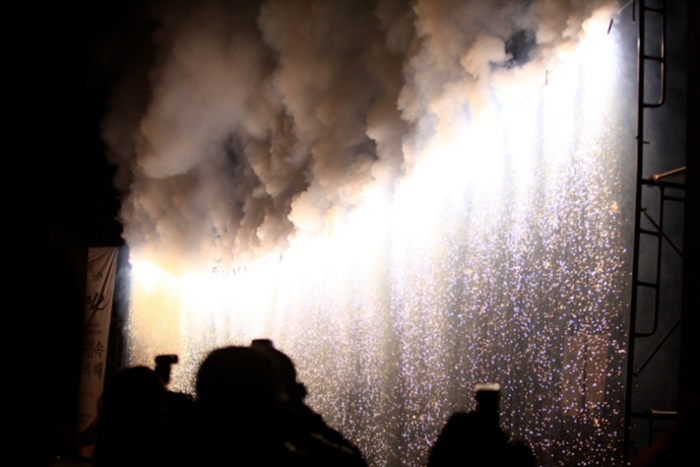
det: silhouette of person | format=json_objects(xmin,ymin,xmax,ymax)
[
  {"xmin": 93, "ymin": 366, "xmax": 169, "ymax": 467},
  {"xmin": 154, "ymin": 354, "xmax": 194, "ymax": 429},
  {"xmin": 251, "ymin": 338, "xmax": 368, "ymax": 467},
  {"xmin": 188, "ymin": 345, "xmax": 302, "ymax": 465},
  {"xmin": 428, "ymin": 383, "xmax": 536, "ymax": 466}
]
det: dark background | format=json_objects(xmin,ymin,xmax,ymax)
[{"xmin": 30, "ymin": 0, "xmax": 696, "ymax": 464}]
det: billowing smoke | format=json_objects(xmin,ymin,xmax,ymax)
[
  {"xmin": 104, "ymin": 0, "xmax": 616, "ymax": 270},
  {"xmin": 101, "ymin": 1, "xmax": 627, "ymax": 465}
]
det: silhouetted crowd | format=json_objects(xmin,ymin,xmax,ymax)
[{"xmin": 93, "ymin": 340, "xmax": 536, "ymax": 466}]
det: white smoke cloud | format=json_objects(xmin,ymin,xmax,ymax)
[
  {"xmin": 98, "ymin": 2, "xmax": 629, "ymax": 464},
  {"xmin": 102, "ymin": 0, "xmax": 617, "ymax": 269}
]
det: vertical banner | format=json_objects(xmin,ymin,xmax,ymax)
[{"xmin": 76, "ymin": 247, "xmax": 118, "ymax": 456}]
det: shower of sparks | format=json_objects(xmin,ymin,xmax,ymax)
[{"xmin": 121, "ymin": 3, "xmax": 629, "ymax": 466}]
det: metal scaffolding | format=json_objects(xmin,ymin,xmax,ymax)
[{"xmin": 623, "ymin": 0, "xmax": 686, "ymax": 463}]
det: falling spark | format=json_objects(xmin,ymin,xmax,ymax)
[{"xmin": 104, "ymin": 1, "xmax": 629, "ymax": 465}]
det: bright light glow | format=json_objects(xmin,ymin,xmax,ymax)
[{"xmin": 125, "ymin": 8, "xmax": 626, "ymax": 466}]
